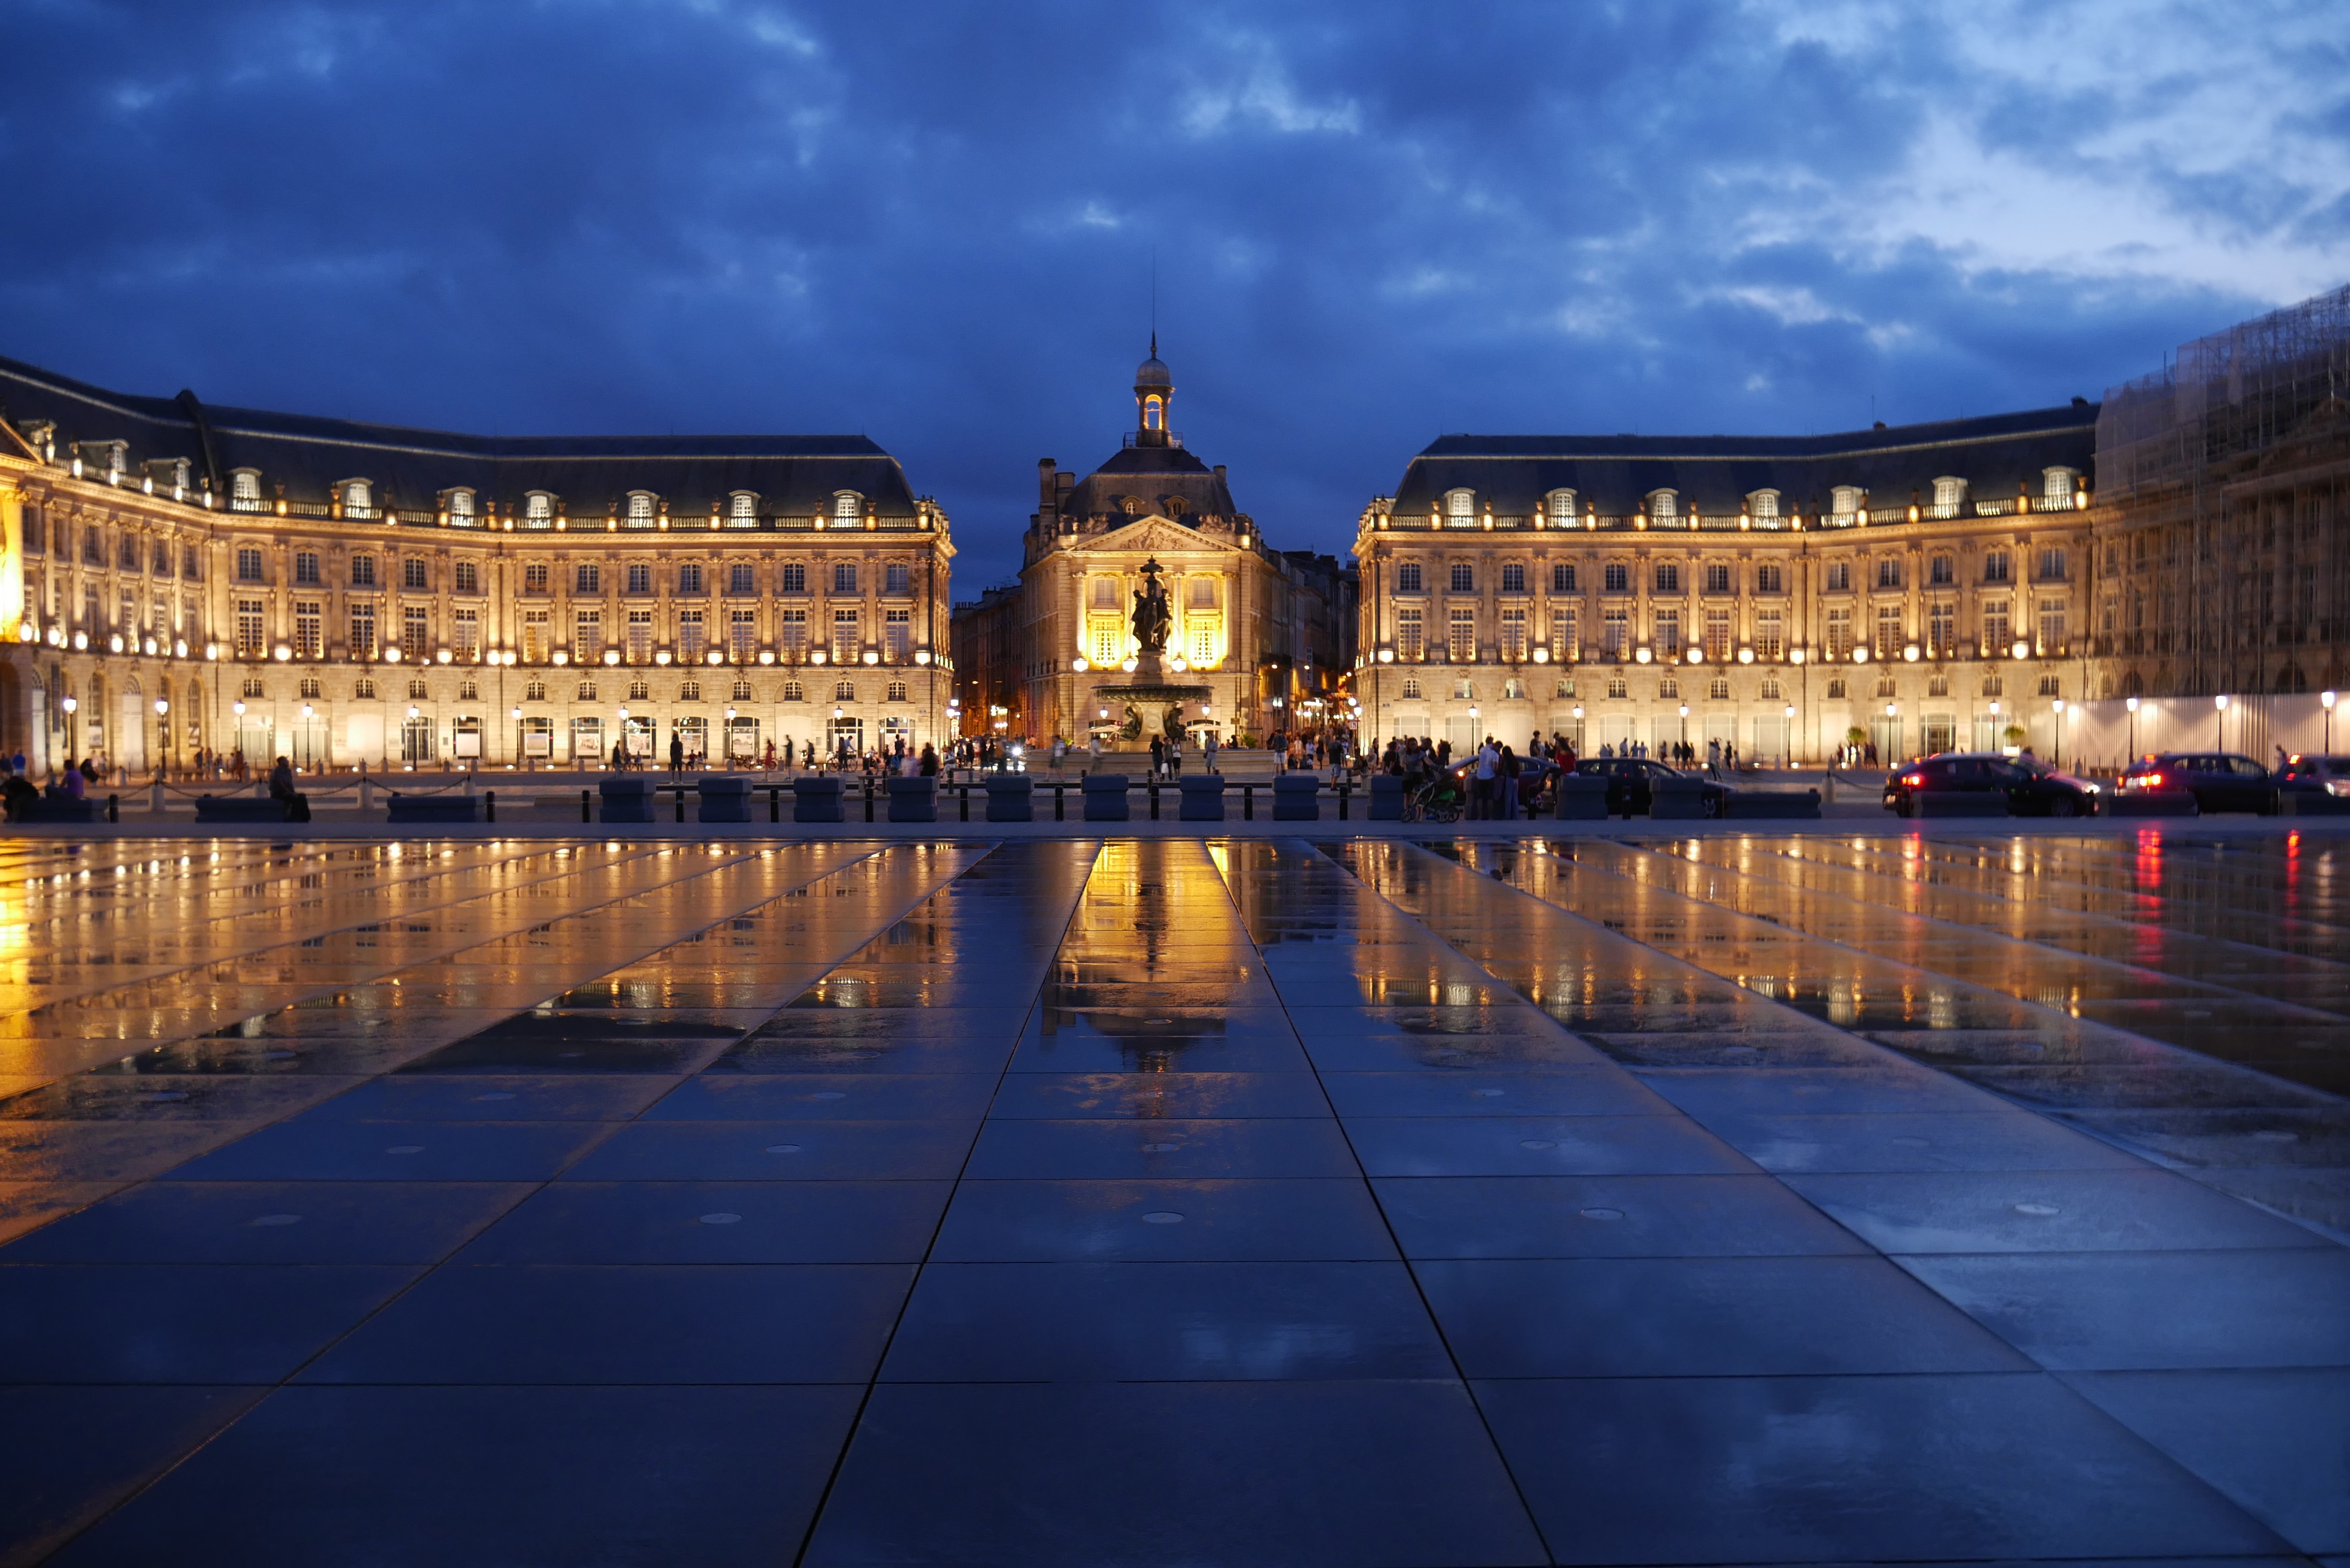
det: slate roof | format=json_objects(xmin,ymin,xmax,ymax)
[
  {"xmin": 0, "ymin": 352, "xmax": 920, "ymax": 517},
  {"xmin": 1388, "ymin": 404, "xmax": 2099, "ymax": 516},
  {"xmin": 1062, "ymin": 441, "xmax": 1241, "ymax": 523}
]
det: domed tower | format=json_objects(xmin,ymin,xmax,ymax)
[{"xmin": 1134, "ymin": 335, "xmax": 1173, "ymax": 449}]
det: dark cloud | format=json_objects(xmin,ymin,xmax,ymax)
[{"xmin": 2, "ymin": 0, "xmax": 2339, "ymax": 589}]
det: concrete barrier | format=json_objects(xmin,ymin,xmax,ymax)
[
  {"xmin": 1650, "ymin": 777, "xmax": 1711, "ymax": 819},
  {"xmin": 1725, "ymin": 788, "xmax": 1821, "ymax": 819},
  {"xmin": 1554, "ymin": 775, "xmax": 1611, "ymax": 820},
  {"xmin": 793, "ymin": 775, "xmax": 845, "ymax": 823},
  {"xmin": 599, "ymin": 777, "xmax": 656, "ymax": 824},
  {"xmin": 1272, "ymin": 774, "xmax": 1320, "ymax": 821},
  {"xmin": 887, "ymin": 776, "xmax": 939, "ymax": 823},
  {"xmin": 1179, "ymin": 774, "xmax": 1227, "ymax": 821},
  {"xmin": 984, "ymin": 776, "xmax": 1034, "ymax": 822},
  {"xmin": 697, "ymin": 775, "xmax": 752, "ymax": 824},
  {"xmin": 1082, "ymin": 774, "xmax": 1130, "ymax": 822}
]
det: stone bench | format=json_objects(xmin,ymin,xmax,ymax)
[
  {"xmin": 387, "ymin": 793, "xmax": 476, "ymax": 823},
  {"xmin": 1179, "ymin": 774, "xmax": 1227, "ymax": 822},
  {"xmin": 1082, "ymin": 774, "xmax": 1130, "ymax": 822},
  {"xmin": 984, "ymin": 776, "xmax": 1034, "ymax": 822},
  {"xmin": 697, "ymin": 775, "xmax": 752, "ymax": 824},
  {"xmin": 794, "ymin": 775, "xmax": 845, "ymax": 824},
  {"xmin": 887, "ymin": 776, "xmax": 938, "ymax": 823}
]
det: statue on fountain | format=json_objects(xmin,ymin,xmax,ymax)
[{"xmin": 1130, "ymin": 557, "xmax": 1173, "ymax": 655}]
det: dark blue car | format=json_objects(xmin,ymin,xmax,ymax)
[{"xmin": 2119, "ymin": 752, "xmax": 2278, "ymax": 815}]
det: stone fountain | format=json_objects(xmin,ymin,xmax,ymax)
[{"xmin": 1092, "ymin": 556, "xmax": 1211, "ymax": 744}]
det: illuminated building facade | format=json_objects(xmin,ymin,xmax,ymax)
[{"xmin": 0, "ymin": 355, "xmax": 953, "ymax": 773}]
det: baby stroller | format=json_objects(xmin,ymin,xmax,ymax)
[{"xmin": 1401, "ymin": 772, "xmax": 1464, "ymax": 824}]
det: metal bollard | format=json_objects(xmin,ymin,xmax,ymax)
[
  {"xmin": 1149, "ymin": 780, "xmax": 1160, "ymax": 820},
  {"xmin": 106, "ymin": 793, "xmax": 119, "ymax": 823},
  {"xmin": 1243, "ymin": 784, "xmax": 1253, "ymax": 821},
  {"xmin": 674, "ymin": 788, "xmax": 686, "ymax": 824},
  {"xmin": 959, "ymin": 786, "xmax": 969, "ymax": 822},
  {"xmin": 1055, "ymin": 783, "xmax": 1065, "ymax": 821},
  {"xmin": 1339, "ymin": 781, "xmax": 1350, "ymax": 820},
  {"xmin": 863, "ymin": 779, "xmax": 874, "ymax": 823},
  {"xmin": 581, "ymin": 789, "xmax": 591, "ymax": 823},
  {"xmin": 769, "ymin": 787, "xmax": 780, "ymax": 823},
  {"xmin": 486, "ymin": 791, "xmax": 496, "ymax": 823}
]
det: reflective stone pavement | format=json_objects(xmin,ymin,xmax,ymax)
[{"xmin": 0, "ymin": 833, "xmax": 2343, "ymax": 1565}]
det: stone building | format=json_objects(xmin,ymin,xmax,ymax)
[
  {"xmin": 0, "ymin": 355, "xmax": 953, "ymax": 774},
  {"xmin": 960, "ymin": 344, "xmax": 1350, "ymax": 748},
  {"xmin": 1353, "ymin": 407, "xmax": 2100, "ymax": 763}
]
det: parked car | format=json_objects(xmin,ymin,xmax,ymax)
[
  {"xmin": 1574, "ymin": 756, "xmax": 1731, "ymax": 817},
  {"xmin": 2118, "ymin": 752, "xmax": 2279, "ymax": 814},
  {"xmin": 1883, "ymin": 752, "xmax": 2101, "ymax": 817}
]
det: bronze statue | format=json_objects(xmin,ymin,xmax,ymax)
[{"xmin": 1130, "ymin": 557, "xmax": 1173, "ymax": 654}]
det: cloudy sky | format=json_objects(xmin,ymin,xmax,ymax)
[{"xmin": 5, "ymin": 0, "xmax": 2344, "ymax": 588}]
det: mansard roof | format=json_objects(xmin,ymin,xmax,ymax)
[
  {"xmin": 1061, "ymin": 440, "xmax": 1239, "ymax": 522},
  {"xmin": 0, "ymin": 352, "xmax": 920, "ymax": 516},
  {"xmin": 1390, "ymin": 404, "xmax": 2099, "ymax": 516}
]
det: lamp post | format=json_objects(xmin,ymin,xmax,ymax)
[
  {"xmin": 512, "ymin": 706, "xmax": 524, "ymax": 771},
  {"xmin": 1783, "ymin": 704, "xmax": 1796, "ymax": 770},
  {"xmin": 60, "ymin": 695, "xmax": 76, "ymax": 764},
  {"xmin": 2126, "ymin": 694, "xmax": 2140, "ymax": 760},
  {"xmin": 1989, "ymin": 698, "xmax": 2002, "ymax": 754},
  {"xmin": 2324, "ymin": 690, "xmax": 2338, "ymax": 754},
  {"xmin": 2215, "ymin": 692, "xmax": 2230, "ymax": 751},
  {"xmin": 2051, "ymin": 698, "xmax": 2064, "ymax": 768}
]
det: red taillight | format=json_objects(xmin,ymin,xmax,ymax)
[
  {"xmin": 2140, "ymin": 772, "xmax": 2164, "ymax": 788},
  {"xmin": 1901, "ymin": 774, "xmax": 1924, "ymax": 788}
]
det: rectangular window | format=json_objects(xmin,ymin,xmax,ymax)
[
  {"xmin": 1396, "ymin": 562, "xmax": 1423, "ymax": 593},
  {"xmin": 677, "ymin": 608, "xmax": 706, "ymax": 661},
  {"xmin": 349, "ymin": 603, "xmax": 378, "ymax": 660},
  {"xmin": 1704, "ymin": 609, "xmax": 1731, "ymax": 662},
  {"xmin": 833, "ymin": 562, "xmax": 858, "ymax": 595},
  {"xmin": 1825, "ymin": 608, "xmax": 1853, "ymax": 662},
  {"xmin": 403, "ymin": 558, "xmax": 429, "ymax": 590},
  {"xmin": 1552, "ymin": 609, "xmax": 1577, "ymax": 661},
  {"xmin": 294, "ymin": 551, "xmax": 320, "ymax": 586},
  {"xmin": 1396, "ymin": 608, "xmax": 1423, "ymax": 662},
  {"xmin": 1449, "ymin": 563, "xmax": 1474, "ymax": 594},
  {"xmin": 576, "ymin": 562, "xmax": 601, "ymax": 594},
  {"xmin": 1704, "ymin": 562, "xmax": 1732, "ymax": 594},
  {"xmin": 885, "ymin": 562, "xmax": 911, "ymax": 596},
  {"xmin": 832, "ymin": 608, "xmax": 859, "ymax": 663},
  {"xmin": 1500, "ymin": 563, "xmax": 1525, "ymax": 594},
  {"xmin": 452, "ymin": 607, "xmax": 480, "ymax": 660},
  {"xmin": 729, "ymin": 607, "xmax": 757, "ymax": 660},
  {"xmin": 2037, "ymin": 597, "xmax": 2067, "ymax": 651},
  {"xmin": 1499, "ymin": 606, "xmax": 1527, "ymax": 660},
  {"xmin": 626, "ymin": 563, "xmax": 652, "ymax": 595},
  {"xmin": 1447, "ymin": 607, "xmax": 1477, "ymax": 662},
  {"xmin": 1089, "ymin": 616, "xmax": 1122, "ymax": 666},
  {"xmin": 1603, "ymin": 563, "xmax": 1629, "ymax": 594},
  {"xmin": 1929, "ymin": 555, "xmax": 1953, "ymax": 586},
  {"xmin": 1753, "ymin": 610, "xmax": 1782, "ymax": 661},
  {"xmin": 626, "ymin": 608, "xmax": 654, "ymax": 662},
  {"xmin": 1983, "ymin": 601, "xmax": 2011, "ymax": 654},
  {"xmin": 1984, "ymin": 550, "xmax": 2011, "ymax": 584},
  {"xmin": 523, "ymin": 611, "xmax": 548, "ymax": 663},
  {"xmin": 235, "ymin": 598, "xmax": 266, "ymax": 657},
  {"xmin": 1875, "ymin": 605, "xmax": 1903, "ymax": 660},
  {"xmin": 294, "ymin": 601, "xmax": 322, "ymax": 660},
  {"xmin": 778, "ymin": 608, "xmax": 807, "ymax": 658},
  {"xmin": 884, "ymin": 607, "xmax": 911, "ymax": 662},
  {"xmin": 1876, "ymin": 558, "xmax": 1902, "ymax": 590},
  {"xmin": 575, "ymin": 610, "xmax": 603, "ymax": 662},
  {"xmin": 729, "ymin": 562, "xmax": 755, "ymax": 596},
  {"xmin": 454, "ymin": 560, "xmax": 479, "ymax": 594},
  {"xmin": 1653, "ymin": 563, "xmax": 1680, "ymax": 594},
  {"xmin": 1552, "ymin": 562, "xmax": 1576, "ymax": 594},
  {"xmin": 350, "ymin": 554, "xmax": 377, "ymax": 587},
  {"xmin": 183, "ymin": 545, "xmax": 202, "ymax": 581},
  {"xmin": 1825, "ymin": 561, "xmax": 1851, "ymax": 592},
  {"xmin": 678, "ymin": 562, "xmax": 703, "ymax": 594},
  {"xmin": 523, "ymin": 562, "xmax": 549, "ymax": 593},
  {"xmin": 1652, "ymin": 611, "xmax": 1681, "ymax": 657},
  {"xmin": 235, "ymin": 547, "xmax": 263, "ymax": 582},
  {"xmin": 402, "ymin": 605, "xmax": 430, "ymax": 660},
  {"xmin": 1754, "ymin": 563, "xmax": 1783, "ymax": 594},
  {"xmin": 1603, "ymin": 607, "xmax": 1629, "ymax": 655},
  {"xmin": 2037, "ymin": 548, "xmax": 2068, "ymax": 581},
  {"xmin": 1928, "ymin": 601, "xmax": 1954, "ymax": 655},
  {"xmin": 1188, "ymin": 617, "xmax": 1218, "ymax": 666},
  {"xmin": 781, "ymin": 562, "xmax": 807, "ymax": 593}
]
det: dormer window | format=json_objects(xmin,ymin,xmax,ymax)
[
  {"xmin": 1647, "ymin": 489, "xmax": 1678, "ymax": 521},
  {"xmin": 1748, "ymin": 489, "xmax": 1780, "ymax": 520},
  {"xmin": 525, "ymin": 492, "xmax": 554, "ymax": 525},
  {"xmin": 339, "ymin": 478, "xmax": 373, "ymax": 517},
  {"xmin": 833, "ymin": 492, "xmax": 862, "ymax": 523},
  {"xmin": 231, "ymin": 470, "xmax": 263, "ymax": 510},
  {"xmin": 445, "ymin": 488, "xmax": 476, "ymax": 523},
  {"xmin": 627, "ymin": 491, "xmax": 658, "ymax": 526},
  {"xmin": 728, "ymin": 492, "xmax": 758, "ymax": 527},
  {"xmin": 1119, "ymin": 498, "xmax": 1141, "ymax": 516},
  {"xmin": 2043, "ymin": 467, "xmax": 2079, "ymax": 506},
  {"xmin": 1932, "ymin": 476, "xmax": 1967, "ymax": 511},
  {"xmin": 1545, "ymin": 490, "xmax": 1576, "ymax": 525},
  {"xmin": 1444, "ymin": 489, "xmax": 1475, "ymax": 525},
  {"xmin": 1831, "ymin": 485, "xmax": 1865, "ymax": 519},
  {"xmin": 1164, "ymin": 496, "xmax": 1188, "ymax": 517}
]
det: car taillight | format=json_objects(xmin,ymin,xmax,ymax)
[
  {"xmin": 1901, "ymin": 774, "xmax": 1924, "ymax": 788},
  {"xmin": 2140, "ymin": 772, "xmax": 2163, "ymax": 788}
]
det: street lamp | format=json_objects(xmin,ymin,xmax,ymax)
[
  {"xmin": 2051, "ymin": 698, "xmax": 2064, "ymax": 767},
  {"xmin": 2325, "ymin": 690, "xmax": 2338, "ymax": 753},
  {"xmin": 1783, "ymin": 703, "xmax": 1796, "ymax": 770},
  {"xmin": 60, "ymin": 695, "xmax": 77, "ymax": 760},
  {"xmin": 511, "ymin": 706, "xmax": 524, "ymax": 770},
  {"xmin": 2215, "ymin": 692, "xmax": 2230, "ymax": 750},
  {"xmin": 2126, "ymin": 694, "xmax": 2141, "ymax": 758}
]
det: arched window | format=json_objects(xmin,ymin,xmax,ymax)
[
  {"xmin": 1647, "ymin": 490, "xmax": 1678, "ymax": 521},
  {"xmin": 1143, "ymin": 396, "xmax": 1164, "ymax": 432},
  {"xmin": 1401, "ymin": 677, "xmax": 1422, "ymax": 698},
  {"xmin": 730, "ymin": 492, "xmax": 757, "ymax": 525},
  {"xmin": 1748, "ymin": 489, "xmax": 1780, "ymax": 520},
  {"xmin": 627, "ymin": 492, "xmax": 657, "ymax": 525},
  {"xmin": 1546, "ymin": 490, "xmax": 1576, "ymax": 524},
  {"xmin": 834, "ymin": 493, "xmax": 861, "ymax": 522},
  {"xmin": 834, "ymin": 680, "xmax": 856, "ymax": 702},
  {"xmin": 783, "ymin": 681, "xmax": 805, "ymax": 702}
]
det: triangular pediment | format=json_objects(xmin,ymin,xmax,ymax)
[{"xmin": 1076, "ymin": 517, "xmax": 1227, "ymax": 556}]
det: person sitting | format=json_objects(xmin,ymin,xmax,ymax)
[
  {"xmin": 2, "ymin": 771, "xmax": 38, "ymax": 821},
  {"xmin": 269, "ymin": 755, "xmax": 311, "ymax": 821}
]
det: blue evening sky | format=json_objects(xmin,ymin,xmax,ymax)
[{"xmin": 4, "ymin": 1, "xmax": 2344, "ymax": 590}]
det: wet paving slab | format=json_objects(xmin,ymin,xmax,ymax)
[{"xmin": 0, "ymin": 827, "xmax": 2341, "ymax": 1563}]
